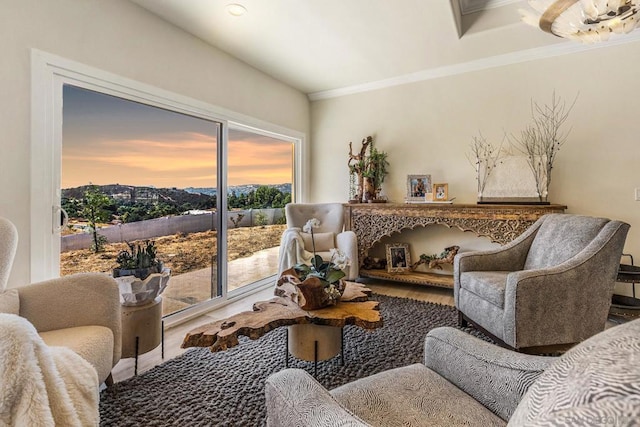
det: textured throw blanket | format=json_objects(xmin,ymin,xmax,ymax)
[
  {"xmin": 0, "ymin": 314, "xmax": 99, "ymax": 427},
  {"xmin": 277, "ymin": 228, "xmax": 313, "ymax": 278}
]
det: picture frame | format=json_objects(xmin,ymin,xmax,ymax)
[
  {"xmin": 386, "ymin": 243, "xmax": 411, "ymax": 273},
  {"xmin": 433, "ymin": 183, "xmax": 449, "ymax": 201},
  {"xmin": 406, "ymin": 174, "xmax": 432, "ymax": 202}
]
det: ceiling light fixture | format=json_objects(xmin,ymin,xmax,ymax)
[
  {"xmin": 520, "ymin": 0, "xmax": 640, "ymax": 43},
  {"xmin": 226, "ymin": 3, "xmax": 247, "ymax": 17}
]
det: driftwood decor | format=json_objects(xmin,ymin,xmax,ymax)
[
  {"xmin": 276, "ymin": 267, "xmax": 345, "ymax": 310},
  {"xmin": 348, "ymin": 136, "xmax": 371, "ymax": 203},
  {"xmin": 348, "ymin": 136, "xmax": 389, "ymax": 203},
  {"xmin": 182, "ymin": 281, "xmax": 381, "ymax": 352},
  {"xmin": 412, "ymin": 246, "xmax": 460, "ymax": 271}
]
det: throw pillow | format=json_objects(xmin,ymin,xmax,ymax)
[
  {"xmin": 0, "ymin": 288, "xmax": 19, "ymax": 315},
  {"xmin": 301, "ymin": 232, "xmax": 335, "ymax": 252}
]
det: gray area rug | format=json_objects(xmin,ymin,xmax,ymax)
[{"xmin": 100, "ymin": 294, "xmax": 484, "ymax": 426}]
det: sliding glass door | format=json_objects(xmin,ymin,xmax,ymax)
[
  {"xmin": 61, "ymin": 84, "xmax": 221, "ymax": 316},
  {"xmin": 226, "ymin": 126, "xmax": 294, "ymax": 296},
  {"xmin": 59, "ymin": 83, "xmax": 300, "ymax": 318}
]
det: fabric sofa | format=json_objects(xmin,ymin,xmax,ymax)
[{"xmin": 266, "ymin": 319, "xmax": 640, "ymax": 426}]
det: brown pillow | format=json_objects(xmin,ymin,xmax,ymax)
[
  {"xmin": 301, "ymin": 232, "xmax": 335, "ymax": 252},
  {"xmin": 0, "ymin": 288, "xmax": 19, "ymax": 315}
]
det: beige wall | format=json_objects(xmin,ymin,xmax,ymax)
[
  {"xmin": 311, "ymin": 42, "xmax": 640, "ymax": 294},
  {"xmin": 0, "ymin": 0, "xmax": 309, "ymax": 287}
]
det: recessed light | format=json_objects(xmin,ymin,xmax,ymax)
[{"xmin": 226, "ymin": 3, "xmax": 247, "ymax": 17}]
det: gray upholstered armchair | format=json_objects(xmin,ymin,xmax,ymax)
[
  {"xmin": 266, "ymin": 320, "xmax": 640, "ymax": 426},
  {"xmin": 277, "ymin": 203, "xmax": 358, "ymax": 280},
  {"xmin": 0, "ymin": 216, "xmax": 121, "ymax": 385},
  {"xmin": 455, "ymin": 213, "xmax": 629, "ymax": 352}
]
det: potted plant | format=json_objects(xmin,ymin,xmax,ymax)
[
  {"xmin": 277, "ymin": 218, "xmax": 350, "ymax": 310},
  {"xmin": 113, "ymin": 240, "xmax": 163, "ymax": 280},
  {"xmin": 363, "ymin": 145, "xmax": 389, "ymax": 202}
]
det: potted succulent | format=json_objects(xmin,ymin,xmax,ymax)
[{"xmin": 113, "ymin": 240, "xmax": 163, "ymax": 280}]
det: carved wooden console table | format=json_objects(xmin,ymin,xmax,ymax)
[{"xmin": 343, "ymin": 203, "xmax": 567, "ymax": 288}]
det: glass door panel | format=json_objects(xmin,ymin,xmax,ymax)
[
  {"xmin": 226, "ymin": 127, "xmax": 293, "ymax": 294},
  {"xmin": 61, "ymin": 84, "xmax": 220, "ymax": 316}
]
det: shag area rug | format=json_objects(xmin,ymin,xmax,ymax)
[{"xmin": 100, "ymin": 294, "xmax": 484, "ymax": 426}]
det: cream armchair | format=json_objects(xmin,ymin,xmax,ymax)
[
  {"xmin": 455, "ymin": 213, "xmax": 629, "ymax": 353},
  {"xmin": 277, "ymin": 203, "xmax": 358, "ymax": 280},
  {"xmin": 0, "ymin": 216, "xmax": 121, "ymax": 385}
]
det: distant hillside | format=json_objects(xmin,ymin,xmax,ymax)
[
  {"xmin": 62, "ymin": 183, "xmax": 292, "ymax": 212},
  {"xmin": 185, "ymin": 183, "xmax": 291, "ymax": 196},
  {"xmin": 62, "ymin": 184, "xmax": 214, "ymax": 207}
]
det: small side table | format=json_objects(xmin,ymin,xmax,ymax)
[
  {"xmin": 121, "ymin": 296, "xmax": 164, "ymax": 375},
  {"xmin": 286, "ymin": 324, "xmax": 345, "ymax": 376}
]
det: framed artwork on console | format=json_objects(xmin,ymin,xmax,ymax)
[
  {"xmin": 433, "ymin": 183, "xmax": 449, "ymax": 201},
  {"xmin": 386, "ymin": 243, "xmax": 411, "ymax": 273},
  {"xmin": 406, "ymin": 174, "xmax": 432, "ymax": 202}
]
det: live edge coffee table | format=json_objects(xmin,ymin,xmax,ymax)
[{"xmin": 182, "ymin": 282, "xmax": 382, "ymax": 374}]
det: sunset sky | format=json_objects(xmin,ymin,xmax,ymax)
[{"xmin": 62, "ymin": 85, "xmax": 292, "ymax": 189}]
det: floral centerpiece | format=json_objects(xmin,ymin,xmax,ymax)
[{"xmin": 277, "ymin": 218, "xmax": 350, "ymax": 310}]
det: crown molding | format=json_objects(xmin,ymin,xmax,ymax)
[
  {"xmin": 308, "ymin": 32, "xmax": 640, "ymax": 101},
  {"xmin": 459, "ymin": 0, "xmax": 519, "ymax": 15}
]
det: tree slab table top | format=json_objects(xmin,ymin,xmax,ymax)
[{"xmin": 182, "ymin": 281, "xmax": 382, "ymax": 352}]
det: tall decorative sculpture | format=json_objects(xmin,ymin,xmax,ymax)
[{"xmin": 348, "ymin": 136, "xmax": 389, "ymax": 203}]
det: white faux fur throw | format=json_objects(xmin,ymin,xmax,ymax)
[{"xmin": 0, "ymin": 314, "xmax": 99, "ymax": 427}]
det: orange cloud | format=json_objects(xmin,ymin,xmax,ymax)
[{"xmin": 62, "ymin": 132, "xmax": 292, "ymax": 188}]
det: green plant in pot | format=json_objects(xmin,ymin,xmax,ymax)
[
  {"xmin": 362, "ymin": 146, "xmax": 389, "ymax": 201},
  {"xmin": 113, "ymin": 240, "xmax": 163, "ymax": 280},
  {"xmin": 277, "ymin": 218, "xmax": 350, "ymax": 310}
]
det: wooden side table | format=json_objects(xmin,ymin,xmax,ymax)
[
  {"xmin": 121, "ymin": 296, "xmax": 164, "ymax": 375},
  {"xmin": 286, "ymin": 324, "xmax": 344, "ymax": 376}
]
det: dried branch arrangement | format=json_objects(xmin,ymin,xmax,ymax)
[
  {"xmin": 511, "ymin": 92, "xmax": 577, "ymax": 202},
  {"xmin": 467, "ymin": 132, "xmax": 505, "ymax": 201}
]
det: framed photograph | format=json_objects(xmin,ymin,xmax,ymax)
[
  {"xmin": 386, "ymin": 243, "xmax": 411, "ymax": 273},
  {"xmin": 406, "ymin": 174, "xmax": 432, "ymax": 202},
  {"xmin": 433, "ymin": 183, "xmax": 449, "ymax": 201}
]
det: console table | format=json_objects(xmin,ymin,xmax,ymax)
[{"xmin": 343, "ymin": 203, "xmax": 567, "ymax": 288}]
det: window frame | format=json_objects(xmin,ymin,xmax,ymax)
[{"xmin": 31, "ymin": 49, "xmax": 304, "ymax": 324}]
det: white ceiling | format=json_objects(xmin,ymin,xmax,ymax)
[{"xmin": 128, "ymin": 0, "xmax": 639, "ymax": 97}]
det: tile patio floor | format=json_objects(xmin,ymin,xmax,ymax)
[{"xmin": 161, "ymin": 246, "xmax": 280, "ymax": 316}]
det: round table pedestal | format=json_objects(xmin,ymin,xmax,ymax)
[
  {"xmin": 121, "ymin": 296, "xmax": 163, "ymax": 375},
  {"xmin": 287, "ymin": 324, "xmax": 343, "ymax": 375}
]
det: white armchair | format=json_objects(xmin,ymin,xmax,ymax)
[
  {"xmin": 277, "ymin": 203, "xmax": 359, "ymax": 280},
  {"xmin": 0, "ymin": 216, "xmax": 121, "ymax": 385}
]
